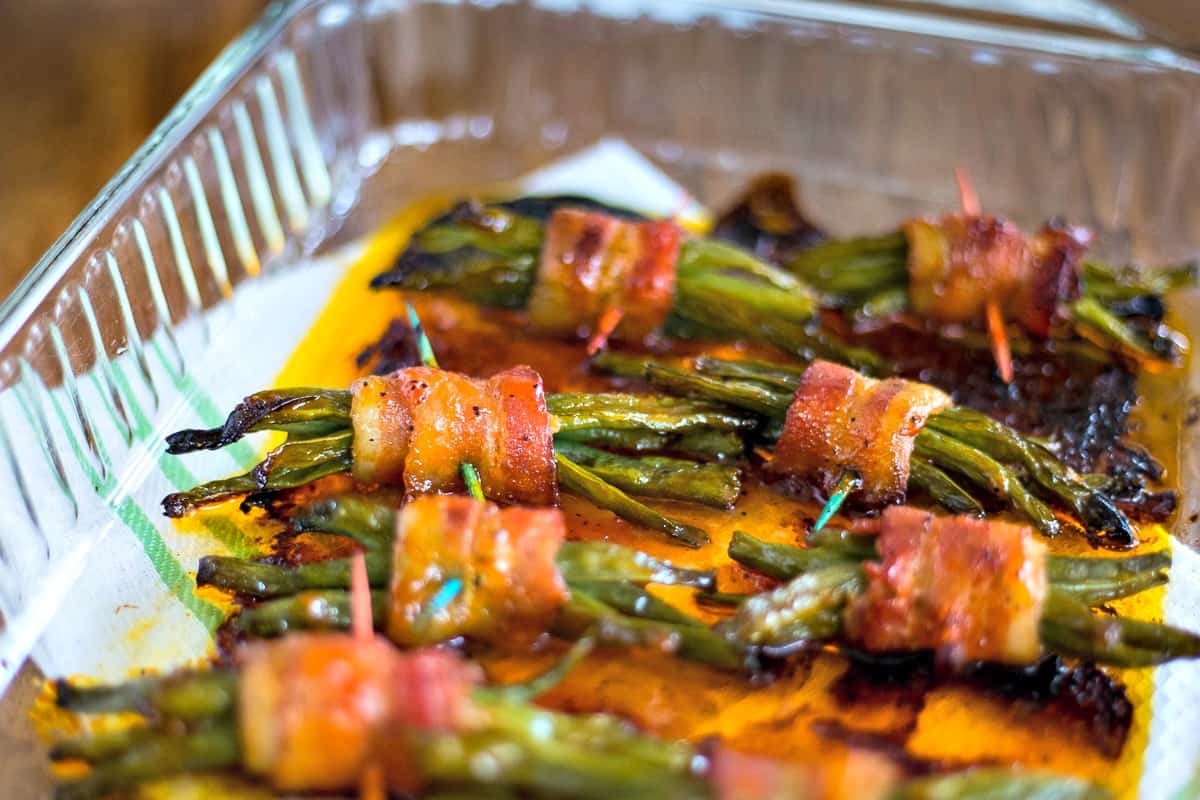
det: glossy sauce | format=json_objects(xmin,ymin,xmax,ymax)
[{"xmin": 66, "ymin": 198, "xmax": 1177, "ymax": 797}]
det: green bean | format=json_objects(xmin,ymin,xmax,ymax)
[
  {"xmin": 692, "ymin": 356, "xmax": 805, "ymax": 392},
  {"xmin": 928, "ymin": 407, "xmax": 1135, "ymax": 546},
  {"xmin": 670, "ymin": 282, "xmax": 889, "ymax": 375},
  {"xmin": 288, "ymin": 495, "xmax": 397, "ymax": 550},
  {"xmin": 161, "ymin": 431, "xmax": 353, "ymax": 518},
  {"xmin": 1053, "ymin": 571, "xmax": 1169, "ymax": 607},
  {"xmin": 558, "ymin": 591, "xmax": 745, "ymax": 671},
  {"xmin": 728, "ymin": 530, "xmax": 864, "ymax": 581},
  {"xmin": 422, "ymin": 698, "xmax": 703, "ymax": 800},
  {"xmin": 163, "ymin": 388, "xmax": 351, "ymax": 454},
  {"xmin": 732, "ymin": 532, "xmax": 1165, "ymax": 605},
  {"xmin": 212, "ymin": 531, "xmax": 715, "ymax": 601},
  {"xmin": 694, "ymin": 591, "xmax": 751, "ymax": 608},
  {"xmin": 914, "ymin": 430, "xmax": 1061, "ymax": 538},
  {"xmin": 54, "ymin": 723, "xmax": 240, "ymax": 800},
  {"xmin": 372, "ymin": 206, "xmax": 542, "ymax": 307},
  {"xmin": 679, "ymin": 237, "xmax": 812, "ymax": 294},
  {"xmin": 196, "ymin": 551, "xmax": 390, "ymax": 598},
  {"xmin": 1071, "ymin": 295, "xmax": 1178, "ymax": 364},
  {"xmin": 643, "ymin": 364, "xmax": 792, "ymax": 418},
  {"xmin": 379, "ymin": 197, "xmax": 884, "ymax": 375},
  {"xmin": 553, "ymin": 439, "xmax": 741, "ymax": 508},
  {"xmin": 50, "ymin": 725, "xmax": 153, "ymax": 763},
  {"xmin": 55, "ymin": 671, "xmax": 237, "ymax": 720},
  {"xmin": 785, "ymin": 232, "xmax": 909, "ymax": 288},
  {"xmin": 568, "ymin": 581, "xmax": 705, "ymax": 628},
  {"xmin": 408, "ymin": 204, "xmax": 546, "ymax": 257},
  {"xmin": 1081, "ymin": 258, "xmax": 1197, "ymax": 303},
  {"xmin": 852, "ymin": 286, "xmax": 910, "ymax": 323},
  {"xmin": 547, "ymin": 393, "xmax": 755, "ymax": 433},
  {"xmin": 909, "ymin": 455, "xmax": 986, "ymax": 516},
  {"xmin": 555, "ymin": 541, "xmax": 715, "ymax": 588},
  {"xmin": 1039, "ymin": 591, "xmax": 1200, "ymax": 668},
  {"xmin": 555, "ymin": 427, "xmax": 747, "ymax": 461},
  {"xmin": 719, "ymin": 562, "xmax": 864, "ymax": 649},
  {"xmin": 587, "ymin": 349, "xmax": 669, "ymax": 380},
  {"xmin": 677, "ymin": 268, "xmax": 817, "ymax": 326},
  {"xmin": 797, "ymin": 250, "xmax": 911, "ymax": 299},
  {"xmin": 804, "ymin": 528, "xmax": 879, "ymax": 559},
  {"xmin": 555, "ymin": 454, "xmax": 709, "ymax": 548},
  {"xmin": 891, "ymin": 768, "xmax": 1108, "ymax": 800},
  {"xmin": 1045, "ymin": 550, "xmax": 1171, "ymax": 582},
  {"xmin": 232, "ymin": 590, "xmax": 387, "ymax": 638}
]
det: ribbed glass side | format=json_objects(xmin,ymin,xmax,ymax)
[{"xmin": 0, "ymin": 1, "xmax": 1196, "ymax": 796}]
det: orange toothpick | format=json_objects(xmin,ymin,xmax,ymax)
[
  {"xmin": 986, "ymin": 300, "xmax": 1013, "ymax": 383},
  {"xmin": 955, "ymin": 167, "xmax": 1012, "ymax": 382},
  {"xmin": 586, "ymin": 306, "xmax": 625, "ymax": 356},
  {"xmin": 359, "ymin": 763, "xmax": 385, "ymax": 800},
  {"xmin": 954, "ymin": 166, "xmax": 981, "ymax": 217},
  {"xmin": 753, "ymin": 447, "xmax": 775, "ymax": 463},
  {"xmin": 350, "ymin": 551, "xmax": 373, "ymax": 642}
]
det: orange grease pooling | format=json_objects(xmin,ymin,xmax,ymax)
[{"xmin": 207, "ymin": 198, "xmax": 1179, "ymax": 797}]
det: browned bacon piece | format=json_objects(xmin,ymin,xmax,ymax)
[
  {"xmin": 904, "ymin": 213, "xmax": 1030, "ymax": 327},
  {"xmin": 386, "ymin": 496, "xmax": 569, "ymax": 647},
  {"xmin": 349, "ymin": 365, "xmax": 557, "ymax": 505},
  {"xmin": 770, "ymin": 360, "xmax": 951, "ymax": 505},
  {"xmin": 844, "ymin": 506, "xmax": 1048, "ymax": 667},
  {"xmin": 903, "ymin": 213, "xmax": 1090, "ymax": 339},
  {"xmin": 1014, "ymin": 222, "xmax": 1090, "ymax": 338},
  {"xmin": 526, "ymin": 208, "xmax": 681, "ymax": 342},
  {"xmin": 238, "ymin": 634, "xmax": 477, "ymax": 792}
]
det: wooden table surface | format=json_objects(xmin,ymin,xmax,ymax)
[
  {"xmin": 0, "ymin": 1, "xmax": 267, "ymax": 301},
  {"xmin": 0, "ymin": 0, "xmax": 1196, "ymax": 302}
]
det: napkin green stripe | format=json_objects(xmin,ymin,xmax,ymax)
[
  {"xmin": 32, "ymin": 375, "xmax": 224, "ymax": 633},
  {"xmin": 109, "ymin": 355, "xmax": 259, "ymax": 561}
]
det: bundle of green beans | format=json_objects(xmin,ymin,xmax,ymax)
[
  {"xmin": 198, "ymin": 495, "xmax": 748, "ymax": 672},
  {"xmin": 592, "ymin": 352, "xmax": 1137, "ymax": 549},
  {"xmin": 51, "ymin": 649, "xmax": 1105, "ymax": 800},
  {"xmin": 715, "ymin": 531, "xmax": 1198, "ymax": 668},
  {"xmin": 371, "ymin": 197, "xmax": 887, "ymax": 374},
  {"xmin": 50, "ymin": 642, "xmax": 707, "ymax": 800},
  {"xmin": 786, "ymin": 232, "xmax": 1191, "ymax": 366},
  {"xmin": 162, "ymin": 387, "xmax": 753, "ymax": 548}
]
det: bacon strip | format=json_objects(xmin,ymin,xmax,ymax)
[
  {"xmin": 904, "ymin": 213, "xmax": 1030, "ymax": 327},
  {"xmin": 903, "ymin": 213, "xmax": 1090, "ymax": 340},
  {"xmin": 527, "ymin": 208, "xmax": 681, "ymax": 343},
  {"xmin": 844, "ymin": 506, "xmax": 1048, "ymax": 666},
  {"xmin": 770, "ymin": 360, "xmax": 951, "ymax": 505},
  {"xmin": 350, "ymin": 365, "xmax": 557, "ymax": 505},
  {"xmin": 1014, "ymin": 222, "xmax": 1089, "ymax": 338},
  {"xmin": 238, "ymin": 634, "xmax": 476, "ymax": 792},
  {"xmin": 386, "ymin": 496, "xmax": 569, "ymax": 647}
]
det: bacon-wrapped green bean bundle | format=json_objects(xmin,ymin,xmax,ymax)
[
  {"xmin": 163, "ymin": 364, "xmax": 753, "ymax": 547},
  {"xmin": 350, "ymin": 364, "xmax": 556, "ymax": 505},
  {"xmin": 52, "ymin": 631, "xmax": 1105, "ymax": 799},
  {"xmin": 721, "ymin": 506, "xmax": 1200, "ymax": 669},
  {"xmin": 785, "ymin": 206, "xmax": 1189, "ymax": 370},
  {"xmin": 595, "ymin": 353, "xmax": 1136, "ymax": 547},
  {"xmin": 374, "ymin": 197, "xmax": 885, "ymax": 372},
  {"xmin": 202, "ymin": 495, "xmax": 743, "ymax": 671}
]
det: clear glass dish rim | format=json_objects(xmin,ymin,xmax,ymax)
[{"xmin": 2, "ymin": 0, "xmax": 1198, "ymax": 353}]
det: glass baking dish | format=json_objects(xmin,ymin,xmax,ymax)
[{"xmin": 1, "ymin": 1, "xmax": 1199, "ymax": 797}]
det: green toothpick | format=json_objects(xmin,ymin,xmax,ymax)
[
  {"xmin": 461, "ymin": 463, "xmax": 485, "ymax": 501},
  {"xmin": 408, "ymin": 302, "xmax": 485, "ymax": 500},
  {"xmin": 812, "ymin": 471, "xmax": 861, "ymax": 533},
  {"xmin": 406, "ymin": 302, "xmax": 440, "ymax": 369}
]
